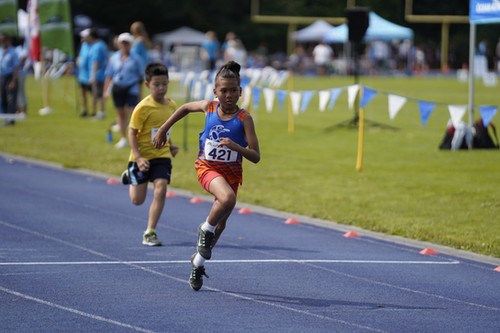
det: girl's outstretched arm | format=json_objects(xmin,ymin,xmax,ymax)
[{"xmin": 153, "ymin": 100, "xmax": 209, "ymax": 148}]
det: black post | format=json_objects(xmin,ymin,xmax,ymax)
[{"xmin": 326, "ymin": 7, "xmax": 398, "ymax": 131}]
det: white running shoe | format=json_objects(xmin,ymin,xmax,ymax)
[
  {"xmin": 114, "ymin": 138, "xmax": 128, "ymax": 149},
  {"xmin": 93, "ymin": 111, "xmax": 105, "ymax": 119},
  {"xmin": 111, "ymin": 124, "xmax": 120, "ymax": 132}
]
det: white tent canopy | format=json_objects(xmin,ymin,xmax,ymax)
[
  {"xmin": 324, "ymin": 11, "xmax": 413, "ymax": 43},
  {"xmin": 292, "ymin": 20, "xmax": 335, "ymax": 42},
  {"xmin": 153, "ymin": 26, "xmax": 206, "ymax": 50}
]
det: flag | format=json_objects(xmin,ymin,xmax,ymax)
[
  {"xmin": 347, "ymin": 85, "xmax": 360, "ymax": 110},
  {"xmin": 0, "ymin": 0, "xmax": 18, "ymax": 35},
  {"xmin": 38, "ymin": 0, "xmax": 74, "ymax": 57},
  {"xmin": 328, "ymin": 88, "xmax": 342, "ymax": 110},
  {"xmin": 240, "ymin": 85, "xmax": 251, "ymax": 109},
  {"xmin": 27, "ymin": 0, "xmax": 41, "ymax": 64},
  {"xmin": 300, "ymin": 91, "xmax": 315, "ymax": 113},
  {"xmin": 418, "ymin": 101, "xmax": 436, "ymax": 126},
  {"xmin": 360, "ymin": 86, "xmax": 377, "ymax": 108},
  {"xmin": 447, "ymin": 105, "xmax": 467, "ymax": 127},
  {"xmin": 252, "ymin": 86, "xmax": 261, "ymax": 111},
  {"xmin": 387, "ymin": 94, "xmax": 406, "ymax": 120},
  {"xmin": 318, "ymin": 90, "xmax": 330, "ymax": 112},
  {"xmin": 276, "ymin": 90, "xmax": 287, "ymax": 111},
  {"xmin": 289, "ymin": 92, "xmax": 301, "ymax": 116},
  {"xmin": 479, "ymin": 105, "xmax": 498, "ymax": 127},
  {"xmin": 263, "ymin": 88, "xmax": 275, "ymax": 113}
]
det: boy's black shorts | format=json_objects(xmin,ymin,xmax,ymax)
[{"xmin": 127, "ymin": 158, "xmax": 172, "ymax": 185}]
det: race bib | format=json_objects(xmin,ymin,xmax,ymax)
[
  {"xmin": 151, "ymin": 128, "xmax": 171, "ymax": 143},
  {"xmin": 204, "ymin": 139, "xmax": 238, "ymax": 162}
]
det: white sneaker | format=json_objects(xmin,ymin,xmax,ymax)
[
  {"xmin": 93, "ymin": 111, "xmax": 105, "ymax": 119},
  {"xmin": 38, "ymin": 107, "xmax": 52, "ymax": 116},
  {"xmin": 115, "ymin": 138, "xmax": 128, "ymax": 149},
  {"xmin": 111, "ymin": 124, "xmax": 120, "ymax": 132}
]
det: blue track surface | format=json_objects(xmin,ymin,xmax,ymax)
[{"xmin": 1, "ymin": 155, "xmax": 499, "ymax": 333}]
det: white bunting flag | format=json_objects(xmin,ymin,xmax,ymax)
[
  {"xmin": 347, "ymin": 84, "xmax": 360, "ymax": 110},
  {"xmin": 183, "ymin": 71, "xmax": 196, "ymax": 89},
  {"xmin": 263, "ymin": 88, "xmax": 275, "ymax": 113},
  {"xmin": 289, "ymin": 91, "xmax": 302, "ymax": 116},
  {"xmin": 448, "ymin": 105, "xmax": 467, "ymax": 127},
  {"xmin": 319, "ymin": 90, "xmax": 331, "ymax": 112},
  {"xmin": 204, "ymin": 83, "xmax": 214, "ymax": 100},
  {"xmin": 240, "ymin": 85, "xmax": 252, "ymax": 109},
  {"xmin": 388, "ymin": 94, "xmax": 407, "ymax": 120},
  {"xmin": 192, "ymin": 81, "xmax": 202, "ymax": 100}
]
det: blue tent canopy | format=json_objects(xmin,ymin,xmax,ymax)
[
  {"xmin": 324, "ymin": 11, "xmax": 413, "ymax": 43},
  {"xmin": 292, "ymin": 20, "xmax": 335, "ymax": 42}
]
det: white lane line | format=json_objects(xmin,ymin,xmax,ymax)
[
  {"xmin": 0, "ymin": 259, "xmax": 460, "ymax": 266},
  {"xmin": 0, "ymin": 286, "xmax": 156, "ymax": 333}
]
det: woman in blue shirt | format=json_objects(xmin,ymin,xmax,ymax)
[{"xmin": 104, "ymin": 32, "xmax": 144, "ymax": 149}]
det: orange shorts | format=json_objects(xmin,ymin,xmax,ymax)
[{"xmin": 199, "ymin": 169, "xmax": 239, "ymax": 195}]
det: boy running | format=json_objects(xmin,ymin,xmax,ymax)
[{"xmin": 122, "ymin": 62, "xmax": 178, "ymax": 246}]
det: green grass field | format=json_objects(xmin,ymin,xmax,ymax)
[{"xmin": 1, "ymin": 74, "xmax": 499, "ymax": 258}]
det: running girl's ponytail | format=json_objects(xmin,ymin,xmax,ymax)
[{"xmin": 215, "ymin": 61, "xmax": 241, "ymax": 85}]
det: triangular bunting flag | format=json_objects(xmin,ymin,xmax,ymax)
[
  {"xmin": 479, "ymin": 105, "xmax": 498, "ymax": 127},
  {"xmin": 252, "ymin": 86, "xmax": 261, "ymax": 111},
  {"xmin": 448, "ymin": 105, "xmax": 467, "ymax": 127},
  {"xmin": 204, "ymin": 83, "xmax": 214, "ymax": 100},
  {"xmin": 319, "ymin": 90, "xmax": 331, "ymax": 112},
  {"xmin": 240, "ymin": 77, "xmax": 250, "ymax": 89},
  {"xmin": 240, "ymin": 85, "xmax": 252, "ymax": 109},
  {"xmin": 289, "ymin": 91, "xmax": 302, "ymax": 116},
  {"xmin": 360, "ymin": 86, "xmax": 377, "ymax": 108},
  {"xmin": 263, "ymin": 88, "xmax": 275, "ymax": 113},
  {"xmin": 388, "ymin": 94, "xmax": 407, "ymax": 120},
  {"xmin": 328, "ymin": 88, "xmax": 342, "ymax": 110},
  {"xmin": 347, "ymin": 85, "xmax": 360, "ymax": 110},
  {"xmin": 192, "ymin": 81, "xmax": 202, "ymax": 100},
  {"xmin": 418, "ymin": 101, "xmax": 436, "ymax": 126},
  {"xmin": 183, "ymin": 71, "xmax": 196, "ymax": 89},
  {"xmin": 276, "ymin": 90, "xmax": 288, "ymax": 111},
  {"xmin": 301, "ymin": 91, "xmax": 315, "ymax": 112}
]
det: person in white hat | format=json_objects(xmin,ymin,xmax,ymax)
[
  {"xmin": 77, "ymin": 28, "xmax": 91, "ymax": 117},
  {"xmin": 104, "ymin": 32, "xmax": 144, "ymax": 148}
]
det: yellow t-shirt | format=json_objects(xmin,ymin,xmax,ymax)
[{"xmin": 128, "ymin": 95, "xmax": 177, "ymax": 162}]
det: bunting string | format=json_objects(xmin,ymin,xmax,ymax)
[{"xmin": 179, "ymin": 69, "xmax": 498, "ymax": 129}]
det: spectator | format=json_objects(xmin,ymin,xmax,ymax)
[
  {"xmin": 76, "ymin": 29, "xmax": 91, "ymax": 117},
  {"xmin": 0, "ymin": 33, "xmax": 20, "ymax": 125},
  {"xmin": 370, "ymin": 40, "xmax": 390, "ymax": 72},
  {"xmin": 14, "ymin": 36, "xmax": 29, "ymax": 115},
  {"xmin": 104, "ymin": 33, "xmax": 144, "ymax": 149},
  {"xmin": 130, "ymin": 21, "xmax": 152, "ymax": 66},
  {"xmin": 130, "ymin": 21, "xmax": 152, "ymax": 99},
  {"xmin": 148, "ymin": 42, "xmax": 169, "ymax": 66},
  {"xmin": 221, "ymin": 31, "xmax": 236, "ymax": 53},
  {"xmin": 201, "ymin": 31, "xmax": 220, "ymax": 71},
  {"xmin": 312, "ymin": 40, "xmax": 333, "ymax": 75},
  {"xmin": 224, "ymin": 39, "xmax": 247, "ymax": 68},
  {"xmin": 87, "ymin": 28, "xmax": 108, "ymax": 119}
]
